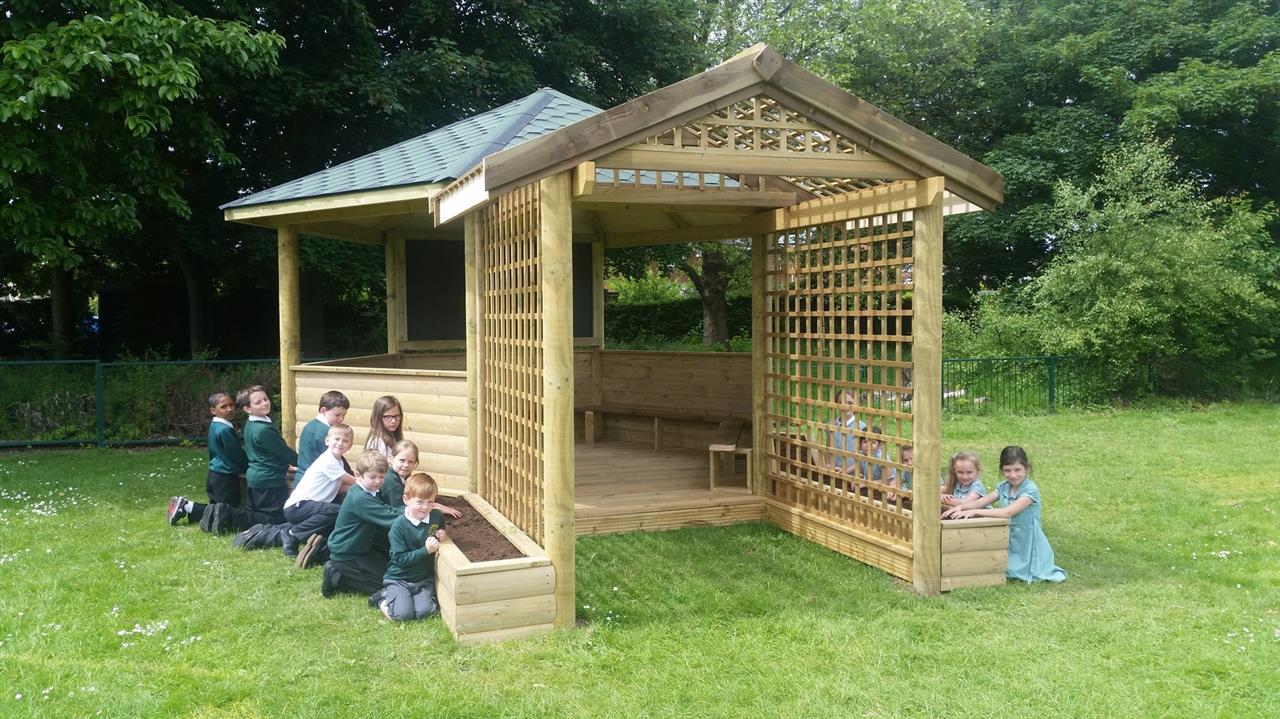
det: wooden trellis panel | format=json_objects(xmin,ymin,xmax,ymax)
[
  {"xmin": 477, "ymin": 183, "xmax": 545, "ymax": 544},
  {"xmin": 761, "ymin": 182, "xmax": 919, "ymax": 576}
]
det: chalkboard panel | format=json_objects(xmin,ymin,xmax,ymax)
[{"xmin": 404, "ymin": 239, "xmax": 594, "ymax": 341}]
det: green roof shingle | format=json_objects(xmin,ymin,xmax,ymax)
[{"xmin": 221, "ymin": 89, "xmax": 602, "ymax": 210}]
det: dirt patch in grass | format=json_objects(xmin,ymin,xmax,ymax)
[{"xmin": 437, "ymin": 496, "xmax": 523, "ymax": 562}]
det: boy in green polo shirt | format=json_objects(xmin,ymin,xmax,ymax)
[
  {"xmin": 376, "ymin": 472, "xmax": 446, "ymax": 621},
  {"xmin": 321, "ymin": 450, "xmax": 397, "ymax": 598},
  {"xmin": 295, "ymin": 390, "xmax": 349, "ymax": 474},
  {"xmin": 201, "ymin": 385, "xmax": 298, "ymax": 535}
]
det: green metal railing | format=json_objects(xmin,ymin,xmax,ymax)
[
  {"xmin": 1, "ymin": 355, "xmax": 1101, "ymax": 447},
  {"xmin": 0, "ymin": 359, "xmax": 282, "ymax": 448},
  {"xmin": 941, "ymin": 355, "xmax": 1103, "ymax": 414}
]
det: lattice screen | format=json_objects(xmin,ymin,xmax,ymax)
[
  {"xmin": 477, "ymin": 183, "xmax": 545, "ymax": 544},
  {"xmin": 762, "ymin": 199, "xmax": 916, "ymax": 553},
  {"xmin": 637, "ymin": 94, "xmax": 895, "ymax": 197}
]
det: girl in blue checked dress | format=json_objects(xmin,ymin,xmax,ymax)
[{"xmin": 944, "ymin": 446, "xmax": 1066, "ymax": 583}]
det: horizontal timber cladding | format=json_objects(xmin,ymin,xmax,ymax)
[
  {"xmin": 596, "ymin": 350, "xmax": 752, "ymax": 420},
  {"xmin": 294, "ymin": 366, "xmax": 469, "ymax": 490},
  {"xmin": 478, "ymin": 182, "xmax": 546, "ymax": 544},
  {"xmin": 434, "ymin": 491, "xmax": 556, "ymax": 645},
  {"xmin": 761, "ymin": 183, "xmax": 917, "ymax": 575},
  {"xmin": 939, "ymin": 517, "xmax": 1008, "ymax": 591}
]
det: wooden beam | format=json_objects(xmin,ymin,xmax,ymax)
[
  {"xmin": 578, "ymin": 187, "xmax": 796, "ymax": 208},
  {"xmin": 539, "ymin": 171, "xmax": 576, "ymax": 629},
  {"xmin": 911, "ymin": 177, "xmax": 945, "ymax": 596},
  {"xmin": 435, "ymin": 168, "xmax": 489, "ymax": 226},
  {"xmin": 751, "ymin": 233, "xmax": 766, "ymax": 497},
  {"xmin": 573, "ymin": 161, "xmax": 596, "ymax": 197},
  {"xmin": 591, "ymin": 239, "xmax": 604, "ymax": 344},
  {"xmin": 277, "ymin": 225, "xmax": 301, "ymax": 444},
  {"xmin": 744, "ymin": 180, "xmax": 919, "ymax": 235},
  {"xmin": 384, "ymin": 232, "xmax": 400, "ymax": 354},
  {"xmin": 224, "ymin": 183, "xmax": 444, "ymax": 224},
  {"xmin": 464, "ymin": 213, "xmax": 482, "ymax": 495},
  {"xmin": 603, "ymin": 222, "xmax": 746, "ymax": 249},
  {"xmin": 596, "ymin": 146, "xmax": 916, "ymax": 182}
]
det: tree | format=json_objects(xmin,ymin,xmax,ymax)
[
  {"xmin": 0, "ymin": 0, "xmax": 283, "ymax": 356},
  {"xmin": 607, "ymin": 240, "xmax": 750, "ymax": 347},
  {"xmin": 1028, "ymin": 138, "xmax": 1279, "ymax": 395}
]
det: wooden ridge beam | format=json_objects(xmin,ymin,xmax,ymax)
[{"xmin": 596, "ymin": 146, "xmax": 916, "ymax": 182}]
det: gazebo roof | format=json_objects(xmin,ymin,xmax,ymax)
[
  {"xmin": 220, "ymin": 89, "xmax": 602, "ymax": 210},
  {"xmin": 434, "ymin": 44, "xmax": 1003, "ymax": 226}
]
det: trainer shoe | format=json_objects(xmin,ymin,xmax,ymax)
[
  {"xmin": 367, "ymin": 588, "xmax": 386, "ymax": 609},
  {"xmin": 166, "ymin": 496, "xmax": 188, "ymax": 526},
  {"xmin": 281, "ymin": 528, "xmax": 299, "ymax": 559},
  {"xmin": 233, "ymin": 524, "xmax": 267, "ymax": 550},
  {"xmin": 295, "ymin": 534, "xmax": 325, "ymax": 569},
  {"xmin": 320, "ymin": 561, "xmax": 340, "ymax": 598}
]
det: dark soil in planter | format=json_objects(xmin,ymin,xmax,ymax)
[{"xmin": 437, "ymin": 496, "xmax": 524, "ymax": 562}]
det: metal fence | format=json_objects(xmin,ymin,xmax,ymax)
[
  {"xmin": 0, "ymin": 359, "xmax": 282, "ymax": 448},
  {"xmin": 1, "ymin": 355, "xmax": 1100, "ymax": 447},
  {"xmin": 941, "ymin": 356, "xmax": 1104, "ymax": 414}
]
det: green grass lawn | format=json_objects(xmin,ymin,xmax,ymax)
[{"xmin": 1, "ymin": 403, "xmax": 1277, "ymax": 718}]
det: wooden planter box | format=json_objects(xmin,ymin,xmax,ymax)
[
  {"xmin": 435, "ymin": 491, "xmax": 557, "ymax": 645},
  {"xmin": 940, "ymin": 517, "xmax": 1009, "ymax": 591}
]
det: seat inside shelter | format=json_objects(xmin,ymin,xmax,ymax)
[{"xmin": 222, "ymin": 45, "xmax": 1006, "ymax": 631}]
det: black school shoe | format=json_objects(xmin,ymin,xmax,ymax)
[
  {"xmin": 208, "ymin": 503, "xmax": 233, "ymax": 535},
  {"xmin": 198, "ymin": 503, "xmax": 218, "ymax": 533},
  {"xmin": 281, "ymin": 528, "xmax": 299, "ymax": 559},
  {"xmin": 320, "ymin": 561, "xmax": 340, "ymax": 598},
  {"xmin": 233, "ymin": 524, "xmax": 267, "ymax": 550},
  {"xmin": 166, "ymin": 496, "xmax": 188, "ymax": 526}
]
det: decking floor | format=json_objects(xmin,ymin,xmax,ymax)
[{"xmin": 573, "ymin": 440, "xmax": 765, "ymax": 536}]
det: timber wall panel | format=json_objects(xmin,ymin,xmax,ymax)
[
  {"xmin": 294, "ymin": 366, "xmax": 470, "ymax": 489},
  {"xmin": 596, "ymin": 350, "xmax": 752, "ymax": 419}
]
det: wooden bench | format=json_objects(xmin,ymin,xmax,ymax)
[
  {"xmin": 575, "ymin": 404, "xmax": 751, "ymax": 487},
  {"xmin": 708, "ymin": 419, "xmax": 753, "ymax": 490}
]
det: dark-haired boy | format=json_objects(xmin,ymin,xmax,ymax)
[
  {"xmin": 296, "ymin": 391, "xmax": 350, "ymax": 474},
  {"xmin": 166, "ymin": 391, "xmax": 248, "ymax": 526}
]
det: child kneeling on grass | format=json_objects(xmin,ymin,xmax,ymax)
[
  {"xmin": 233, "ymin": 423, "xmax": 358, "ymax": 563},
  {"xmin": 191, "ymin": 385, "xmax": 298, "ymax": 535},
  {"xmin": 943, "ymin": 445, "xmax": 1066, "ymax": 583},
  {"xmin": 376, "ymin": 472, "xmax": 447, "ymax": 621},
  {"xmin": 167, "ymin": 391, "xmax": 247, "ymax": 527},
  {"xmin": 321, "ymin": 450, "xmax": 398, "ymax": 598}
]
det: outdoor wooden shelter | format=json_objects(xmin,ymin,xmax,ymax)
[{"xmin": 223, "ymin": 45, "xmax": 1005, "ymax": 636}]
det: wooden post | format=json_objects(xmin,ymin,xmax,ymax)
[
  {"xmin": 911, "ymin": 177, "xmax": 945, "ymax": 595},
  {"xmin": 750, "ymin": 234, "xmax": 767, "ymax": 497},
  {"xmin": 384, "ymin": 231, "xmax": 402, "ymax": 355},
  {"xmin": 540, "ymin": 172, "xmax": 576, "ymax": 628},
  {"xmin": 591, "ymin": 239, "xmax": 604, "ymax": 406},
  {"xmin": 277, "ymin": 225, "xmax": 301, "ymax": 444},
  {"xmin": 464, "ymin": 214, "xmax": 483, "ymax": 495}
]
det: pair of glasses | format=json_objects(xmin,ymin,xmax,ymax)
[{"xmin": 382, "ymin": 414, "xmax": 403, "ymax": 421}]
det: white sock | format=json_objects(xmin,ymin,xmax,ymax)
[{"xmin": 184, "ymin": 500, "xmax": 195, "ymax": 513}]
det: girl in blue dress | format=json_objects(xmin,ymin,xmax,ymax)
[
  {"xmin": 939, "ymin": 451, "xmax": 987, "ymax": 510},
  {"xmin": 944, "ymin": 446, "xmax": 1066, "ymax": 583}
]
